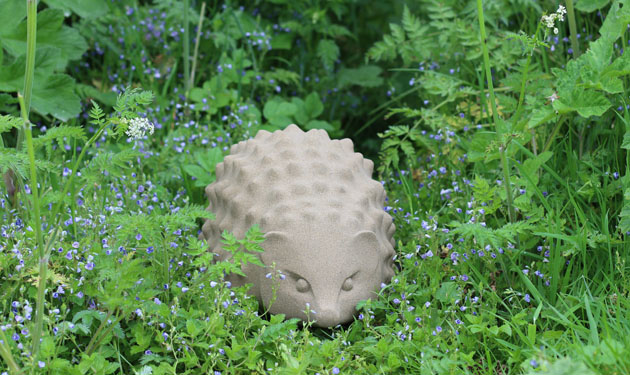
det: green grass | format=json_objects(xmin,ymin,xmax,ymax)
[{"xmin": 1, "ymin": 0, "xmax": 630, "ymax": 374}]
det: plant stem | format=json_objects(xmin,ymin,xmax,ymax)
[
  {"xmin": 543, "ymin": 116, "xmax": 565, "ymax": 154},
  {"xmin": 15, "ymin": 0, "xmax": 38, "ymax": 153},
  {"xmin": 513, "ymin": 22, "xmax": 543, "ymax": 126},
  {"xmin": 189, "ymin": 2, "xmax": 206, "ymax": 89},
  {"xmin": 477, "ymin": 0, "xmax": 516, "ymax": 223},
  {"xmin": 0, "ymin": 330, "xmax": 22, "ymax": 374},
  {"xmin": 23, "ymin": 0, "xmax": 37, "ymax": 117},
  {"xmin": 20, "ymin": 94, "xmax": 46, "ymax": 358},
  {"xmin": 183, "ymin": 0, "xmax": 190, "ymax": 96},
  {"xmin": 84, "ymin": 309, "xmax": 114, "ymax": 355},
  {"xmin": 566, "ymin": 0, "xmax": 580, "ymax": 57}
]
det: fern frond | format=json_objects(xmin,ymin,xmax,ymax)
[
  {"xmin": 0, "ymin": 115, "xmax": 23, "ymax": 134},
  {"xmin": 81, "ymin": 149, "xmax": 143, "ymax": 184},
  {"xmin": 32, "ymin": 126, "xmax": 87, "ymax": 157}
]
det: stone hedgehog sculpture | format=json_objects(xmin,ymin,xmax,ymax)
[{"xmin": 200, "ymin": 124, "xmax": 396, "ymax": 327}]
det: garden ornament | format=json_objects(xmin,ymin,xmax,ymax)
[{"xmin": 200, "ymin": 124, "xmax": 396, "ymax": 327}]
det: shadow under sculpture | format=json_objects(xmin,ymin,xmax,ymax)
[{"xmin": 200, "ymin": 124, "xmax": 396, "ymax": 327}]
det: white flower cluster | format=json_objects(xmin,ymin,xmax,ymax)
[
  {"xmin": 124, "ymin": 117, "xmax": 154, "ymax": 140},
  {"xmin": 541, "ymin": 5, "xmax": 567, "ymax": 34}
]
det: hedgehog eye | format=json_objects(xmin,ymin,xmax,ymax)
[
  {"xmin": 296, "ymin": 278, "xmax": 310, "ymax": 293},
  {"xmin": 342, "ymin": 277, "xmax": 354, "ymax": 291}
]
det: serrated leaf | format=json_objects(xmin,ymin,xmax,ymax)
[
  {"xmin": 528, "ymin": 107, "xmax": 557, "ymax": 129},
  {"xmin": 553, "ymin": 89, "xmax": 610, "ymax": 118},
  {"xmin": 0, "ymin": 115, "xmax": 22, "ymax": 134},
  {"xmin": 599, "ymin": 0, "xmax": 630, "ymax": 41},
  {"xmin": 0, "ymin": 9, "xmax": 88, "ymax": 69},
  {"xmin": 574, "ymin": 0, "xmax": 610, "ymax": 12},
  {"xmin": 0, "ymin": 0, "xmax": 26, "ymax": 34},
  {"xmin": 316, "ymin": 39, "xmax": 339, "ymax": 69},
  {"xmin": 622, "ymin": 132, "xmax": 630, "ymax": 149},
  {"xmin": 32, "ymin": 125, "xmax": 86, "ymax": 156},
  {"xmin": 337, "ymin": 65, "xmax": 383, "ymax": 88},
  {"xmin": 30, "ymin": 74, "xmax": 82, "ymax": 121},
  {"xmin": 0, "ymin": 47, "xmax": 64, "ymax": 91},
  {"xmin": 42, "ymin": 0, "xmax": 109, "ymax": 19}
]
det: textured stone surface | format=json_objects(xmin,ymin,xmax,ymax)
[{"xmin": 200, "ymin": 124, "xmax": 396, "ymax": 327}]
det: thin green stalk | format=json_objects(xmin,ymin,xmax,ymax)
[
  {"xmin": 477, "ymin": 0, "xmax": 516, "ymax": 223},
  {"xmin": 0, "ymin": 330, "xmax": 22, "ymax": 374},
  {"xmin": 84, "ymin": 309, "xmax": 114, "ymax": 355},
  {"xmin": 20, "ymin": 93, "xmax": 46, "ymax": 358},
  {"xmin": 543, "ymin": 116, "xmax": 566, "ymax": 154},
  {"xmin": 183, "ymin": 0, "xmax": 190, "ymax": 96},
  {"xmin": 48, "ymin": 122, "xmax": 109, "ymax": 225},
  {"xmin": 189, "ymin": 2, "xmax": 206, "ymax": 89},
  {"xmin": 512, "ymin": 22, "xmax": 543, "ymax": 126},
  {"xmin": 16, "ymin": 0, "xmax": 37, "ymax": 152},
  {"xmin": 565, "ymin": 0, "xmax": 580, "ymax": 57},
  {"xmin": 23, "ymin": 0, "xmax": 37, "ymax": 117}
]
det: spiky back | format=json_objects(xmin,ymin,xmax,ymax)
[{"xmin": 201, "ymin": 124, "xmax": 395, "ymax": 259}]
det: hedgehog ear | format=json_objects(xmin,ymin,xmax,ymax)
[
  {"xmin": 351, "ymin": 231, "xmax": 379, "ymax": 253},
  {"xmin": 261, "ymin": 231, "xmax": 289, "ymax": 265}
]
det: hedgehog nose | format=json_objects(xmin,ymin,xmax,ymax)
[{"xmin": 313, "ymin": 308, "xmax": 341, "ymax": 327}]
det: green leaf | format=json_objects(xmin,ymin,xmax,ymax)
[
  {"xmin": 599, "ymin": 0, "xmax": 630, "ymax": 41},
  {"xmin": 76, "ymin": 83, "xmax": 117, "ymax": 106},
  {"xmin": 30, "ymin": 74, "xmax": 82, "ymax": 121},
  {"xmin": 263, "ymin": 99, "xmax": 297, "ymax": 128},
  {"xmin": 316, "ymin": 39, "xmax": 339, "ymax": 69},
  {"xmin": 0, "ymin": 47, "xmax": 64, "ymax": 90},
  {"xmin": 305, "ymin": 120, "xmax": 334, "ymax": 132},
  {"xmin": 186, "ymin": 319, "xmax": 202, "ymax": 336},
  {"xmin": 523, "ymin": 357, "xmax": 595, "ymax": 375},
  {"xmin": 0, "ymin": 9, "xmax": 88, "ymax": 69},
  {"xmin": 434, "ymin": 282, "xmax": 458, "ymax": 304},
  {"xmin": 0, "ymin": 0, "xmax": 26, "ymax": 34},
  {"xmin": 42, "ymin": 0, "xmax": 109, "ymax": 19},
  {"xmin": 0, "ymin": 115, "xmax": 22, "ymax": 134},
  {"xmin": 303, "ymin": 92, "xmax": 324, "ymax": 120},
  {"xmin": 196, "ymin": 148, "xmax": 224, "ymax": 172},
  {"xmin": 337, "ymin": 65, "xmax": 384, "ymax": 88},
  {"xmin": 552, "ymin": 89, "xmax": 611, "ymax": 118},
  {"xmin": 271, "ymin": 33, "xmax": 293, "ymax": 50},
  {"xmin": 574, "ymin": 0, "xmax": 610, "ymax": 12},
  {"xmin": 528, "ymin": 107, "xmax": 557, "ymax": 129}
]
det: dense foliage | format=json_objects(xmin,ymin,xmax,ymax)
[{"xmin": 1, "ymin": 0, "xmax": 630, "ymax": 373}]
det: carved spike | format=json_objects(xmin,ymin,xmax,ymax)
[
  {"xmin": 261, "ymin": 155, "xmax": 275, "ymax": 165},
  {"xmin": 290, "ymin": 184, "xmax": 309, "ymax": 195},
  {"xmin": 311, "ymin": 162, "xmax": 328, "ymax": 175},
  {"xmin": 363, "ymin": 158, "xmax": 374, "ymax": 176},
  {"xmin": 281, "ymin": 149, "xmax": 297, "ymax": 159},
  {"xmin": 215, "ymin": 162, "xmax": 225, "ymax": 179},
  {"xmin": 313, "ymin": 182, "xmax": 328, "ymax": 193},
  {"xmin": 266, "ymin": 168, "xmax": 281, "ymax": 183},
  {"xmin": 305, "ymin": 147, "xmax": 320, "ymax": 158},
  {"xmin": 255, "ymin": 129, "xmax": 271, "ymax": 140},
  {"xmin": 285, "ymin": 162, "xmax": 301, "ymax": 177},
  {"xmin": 284, "ymin": 124, "xmax": 303, "ymax": 134},
  {"xmin": 339, "ymin": 138, "xmax": 354, "ymax": 153},
  {"xmin": 245, "ymin": 211, "xmax": 256, "ymax": 227}
]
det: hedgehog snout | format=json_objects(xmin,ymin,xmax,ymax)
[{"xmin": 312, "ymin": 306, "xmax": 342, "ymax": 327}]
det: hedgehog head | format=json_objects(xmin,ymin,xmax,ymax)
[{"xmin": 256, "ymin": 218, "xmax": 394, "ymax": 327}]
